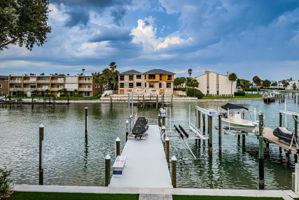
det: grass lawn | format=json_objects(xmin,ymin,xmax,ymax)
[
  {"xmin": 173, "ymin": 195, "xmax": 283, "ymax": 200},
  {"xmin": 203, "ymin": 93, "xmax": 263, "ymax": 99},
  {"xmin": 10, "ymin": 192, "xmax": 138, "ymax": 200}
]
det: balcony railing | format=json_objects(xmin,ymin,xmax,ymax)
[
  {"xmin": 78, "ymin": 88, "xmax": 92, "ymax": 91},
  {"xmin": 37, "ymin": 80, "xmax": 50, "ymax": 83},
  {"xmin": 9, "ymin": 80, "xmax": 22, "ymax": 83},
  {"xmin": 9, "ymin": 88, "xmax": 23, "ymax": 91},
  {"xmin": 79, "ymin": 80, "xmax": 92, "ymax": 83}
]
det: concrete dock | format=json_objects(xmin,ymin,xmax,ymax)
[{"xmin": 109, "ymin": 125, "xmax": 172, "ymax": 188}]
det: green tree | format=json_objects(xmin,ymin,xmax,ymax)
[
  {"xmin": 0, "ymin": 168, "xmax": 12, "ymax": 198},
  {"xmin": 174, "ymin": 77, "xmax": 186, "ymax": 88},
  {"xmin": 282, "ymin": 80, "xmax": 289, "ymax": 88},
  {"xmin": 228, "ymin": 73, "xmax": 237, "ymax": 95},
  {"xmin": 292, "ymin": 83, "xmax": 297, "ymax": 90},
  {"xmin": 262, "ymin": 80, "xmax": 271, "ymax": 88},
  {"xmin": 188, "ymin": 68, "xmax": 192, "ymax": 77},
  {"xmin": 186, "ymin": 77, "xmax": 199, "ymax": 88},
  {"xmin": 0, "ymin": 0, "xmax": 51, "ymax": 51},
  {"xmin": 92, "ymin": 62, "xmax": 119, "ymax": 92},
  {"xmin": 253, "ymin": 76, "xmax": 262, "ymax": 91},
  {"xmin": 109, "ymin": 62, "xmax": 117, "ymax": 71},
  {"xmin": 271, "ymin": 82, "xmax": 278, "ymax": 87}
]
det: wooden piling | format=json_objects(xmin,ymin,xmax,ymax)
[
  {"xmin": 39, "ymin": 124, "xmax": 44, "ymax": 185},
  {"xmin": 156, "ymin": 95, "xmax": 158, "ymax": 109},
  {"xmin": 258, "ymin": 113, "xmax": 264, "ymax": 190},
  {"xmin": 208, "ymin": 115, "xmax": 213, "ymax": 155},
  {"xmin": 295, "ymin": 115, "xmax": 298, "ymax": 161},
  {"xmin": 165, "ymin": 137, "xmax": 170, "ymax": 164},
  {"xmin": 171, "ymin": 94, "xmax": 173, "ymax": 107},
  {"xmin": 85, "ymin": 107, "xmax": 88, "ymax": 137},
  {"xmin": 116, "ymin": 137, "xmax": 120, "ymax": 156},
  {"xmin": 242, "ymin": 135, "xmax": 246, "ymax": 146},
  {"xmin": 279, "ymin": 112, "xmax": 283, "ymax": 127},
  {"xmin": 105, "ymin": 155, "xmax": 111, "ymax": 186},
  {"xmin": 197, "ymin": 110, "xmax": 201, "ymax": 129},
  {"xmin": 171, "ymin": 156, "xmax": 177, "ymax": 188},
  {"xmin": 218, "ymin": 114, "xmax": 222, "ymax": 153},
  {"xmin": 125, "ymin": 120, "xmax": 129, "ymax": 142},
  {"xmin": 142, "ymin": 95, "xmax": 145, "ymax": 108}
]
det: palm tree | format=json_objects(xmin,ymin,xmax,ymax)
[
  {"xmin": 109, "ymin": 62, "xmax": 117, "ymax": 72},
  {"xmin": 228, "ymin": 73, "xmax": 237, "ymax": 95},
  {"xmin": 82, "ymin": 68, "xmax": 85, "ymax": 75},
  {"xmin": 188, "ymin": 68, "xmax": 192, "ymax": 77}
]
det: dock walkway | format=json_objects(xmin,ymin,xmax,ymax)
[{"xmin": 109, "ymin": 125, "xmax": 172, "ymax": 188}]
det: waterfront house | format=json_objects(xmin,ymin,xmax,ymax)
[
  {"xmin": 286, "ymin": 80, "xmax": 299, "ymax": 90},
  {"xmin": 118, "ymin": 69, "xmax": 174, "ymax": 95},
  {"xmin": 0, "ymin": 75, "xmax": 9, "ymax": 96},
  {"xmin": 195, "ymin": 71, "xmax": 237, "ymax": 96},
  {"xmin": 8, "ymin": 74, "xmax": 94, "ymax": 97}
]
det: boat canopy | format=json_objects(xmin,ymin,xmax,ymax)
[{"xmin": 221, "ymin": 103, "xmax": 248, "ymax": 110}]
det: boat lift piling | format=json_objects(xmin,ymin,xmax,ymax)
[{"xmin": 258, "ymin": 113, "xmax": 265, "ymax": 190}]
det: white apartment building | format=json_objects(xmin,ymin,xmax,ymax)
[
  {"xmin": 286, "ymin": 80, "xmax": 299, "ymax": 90},
  {"xmin": 195, "ymin": 71, "xmax": 237, "ymax": 95}
]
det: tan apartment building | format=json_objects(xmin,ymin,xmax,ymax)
[
  {"xmin": 8, "ymin": 75, "xmax": 94, "ymax": 97},
  {"xmin": 118, "ymin": 69, "xmax": 174, "ymax": 95},
  {"xmin": 195, "ymin": 71, "xmax": 237, "ymax": 96},
  {"xmin": 0, "ymin": 76, "xmax": 9, "ymax": 96}
]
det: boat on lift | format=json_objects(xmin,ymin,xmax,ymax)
[{"xmin": 221, "ymin": 103, "xmax": 258, "ymax": 132}]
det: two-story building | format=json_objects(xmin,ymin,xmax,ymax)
[
  {"xmin": 195, "ymin": 71, "xmax": 237, "ymax": 96},
  {"xmin": 8, "ymin": 75, "xmax": 94, "ymax": 97},
  {"xmin": 0, "ymin": 75, "xmax": 9, "ymax": 96},
  {"xmin": 118, "ymin": 69, "xmax": 174, "ymax": 95}
]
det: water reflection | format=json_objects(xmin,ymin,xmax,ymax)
[{"xmin": 0, "ymin": 99, "xmax": 298, "ymax": 189}]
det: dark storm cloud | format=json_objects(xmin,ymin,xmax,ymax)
[{"xmin": 50, "ymin": 0, "xmax": 132, "ymax": 26}]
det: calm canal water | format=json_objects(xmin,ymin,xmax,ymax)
[{"xmin": 0, "ymin": 99, "xmax": 298, "ymax": 189}]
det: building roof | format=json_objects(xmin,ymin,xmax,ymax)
[
  {"xmin": 120, "ymin": 70, "xmax": 142, "ymax": 75},
  {"xmin": 144, "ymin": 69, "xmax": 173, "ymax": 75}
]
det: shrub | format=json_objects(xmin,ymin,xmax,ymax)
[
  {"xmin": 174, "ymin": 88, "xmax": 186, "ymax": 91},
  {"xmin": 186, "ymin": 88, "xmax": 204, "ymax": 99},
  {"xmin": 234, "ymin": 91, "xmax": 246, "ymax": 96},
  {"xmin": 0, "ymin": 168, "xmax": 12, "ymax": 198}
]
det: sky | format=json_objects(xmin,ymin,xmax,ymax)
[{"xmin": 1, "ymin": 0, "xmax": 299, "ymax": 80}]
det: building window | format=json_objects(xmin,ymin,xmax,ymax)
[
  {"xmin": 129, "ymin": 83, "xmax": 134, "ymax": 88},
  {"xmin": 145, "ymin": 83, "xmax": 147, "ymax": 88},
  {"xmin": 148, "ymin": 74, "xmax": 155, "ymax": 79},
  {"xmin": 120, "ymin": 75, "xmax": 124, "ymax": 81},
  {"xmin": 160, "ymin": 75, "xmax": 163, "ymax": 81},
  {"xmin": 136, "ymin": 75, "xmax": 142, "ymax": 79},
  {"xmin": 167, "ymin": 83, "xmax": 171, "ymax": 88},
  {"xmin": 167, "ymin": 75, "xmax": 172, "ymax": 80},
  {"xmin": 159, "ymin": 83, "xmax": 162, "ymax": 88},
  {"xmin": 149, "ymin": 82, "xmax": 154, "ymax": 88},
  {"xmin": 129, "ymin": 75, "xmax": 134, "ymax": 81},
  {"xmin": 0, "ymin": 84, "xmax": 2, "ymax": 88},
  {"xmin": 120, "ymin": 83, "xmax": 124, "ymax": 88},
  {"xmin": 136, "ymin": 82, "xmax": 142, "ymax": 87}
]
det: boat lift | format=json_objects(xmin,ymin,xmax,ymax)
[{"xmin": 160, "ymin": 105, "xmax": 213, "ymax": 159}]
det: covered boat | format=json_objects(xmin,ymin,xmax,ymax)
[
  {"xmin": 132, "ymin": 117, "xmax": 148, "ymax": 139},
  {"xmin": 273, "ymin": 127, "xmax": 296, "ymax": 146}
]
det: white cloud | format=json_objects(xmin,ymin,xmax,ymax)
[
  {"xmin": 130, "ymin": 18, "xmax": 191, "ymax": 53},
  {"xmin": 48, "ymin": 3, "xmax": 70, "ymax": 26}
]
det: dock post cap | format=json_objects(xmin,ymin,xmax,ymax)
[
  {"xmin": 116, "ymin": 137, "xmax": 120, "ymax": 142},
  {"xmin": 84, "ymin": 107, "xmax": 88, "ymax": 109},
  {"xmin": 258, "ymin": 112, "xmax": 263, "ymax": 115},
  {"xmin": 162, "ymin": 126, "xmax": 166, "ymax": 130},
  {"xmin": 165, "ymin": 137, "xmax": 170, "ymax": 141},
  {"xmin": 171, "ymin": 156, "xmax": 177, "ymax": 161},
  {"xmin": 39, "ymin": 124, "xmax": 44, "ymax": 128},
  {"xmin": 126, "ymin": 120, "xmax": 129, "ymax": 124},
  {"xmin": 296, "ymin": 163, "xmax": 299, "ymax": 169},
  {"xmin": 105, "ymin": 155, "xmax": 111, "ymax": 160}
]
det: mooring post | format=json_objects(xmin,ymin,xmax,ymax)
[
  {"xmin": 116, "ymin": 137, "xmax": 120, "ymax": 156},
  {"xmin": 110, "ymin": 95, "xmax": 112, "ymax": 105},
  {"xmin": 39, "ymin": 124, "xmax": 44, "ymax": 185},
  {"xmin": 156, "ymin": 95, "xmax": 158, "ymax": 109},
  {"xmin": 279, "ymin": 112, "xmax": 283, "ymax": 127},
  {"xmin": 105, "ymin": 155, "xmax": 111, "ymax": 186},
  {"xmin": 242, "ymin": 135, "xmax": 246, "ymax": 146},
  {"xmin": 208, "ymin": 115, "xmax": 213, "ymax": 155},
  {"xmin": 162, "ymin": 94, "xmax": 165, "ymax": 108},
  {"xmin": 258, "ymin": 112, "xmax": 264, "ymax": 189},
  {"xmin": 197, "ymin": 110, "xmax": 201, "ymax": 129},
  {"xmin": 165, "ymin": 137, "xmax": 170, "ymax": 164},
  {"xmin": 203, "ymin": 114, "xmax": 206, "ymax": 134},
  {"xmin": 125, "ymin": 120, "xmax": 129, "ymax": 142},
  {"xmin": 171, "ymin": 156, "xmax": 177, "ymax": 188},
  {"xmin": 218, "ymin": 114, "xmax": 222, "ymax": 153},
  {"xmin": 85, "ymin": 107, "xmax": 88, "ymax": 137},
  {"xmin": 142, "ymin": 95, "xmax": 145, "ymax": 108}
]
